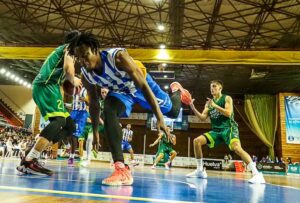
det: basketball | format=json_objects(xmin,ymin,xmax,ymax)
[
  {"xmin": 181, "ymin": 89, "xmax": 192, "ymax": 105},
  {"xmin": 62, "ymin": 80, "xmax": 75, "ymax": 96}
]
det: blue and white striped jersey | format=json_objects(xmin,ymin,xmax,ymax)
[
  {"xmin": 81, "ymin": 48, "xmax": 137, "ymax": 94},
  {"xmin": 122, "ymin": 128, "xmax": 133, "ymax": 142},
  {"xmin": 72, "ymin": 87, "xmax": 87, "ymax": 111}
]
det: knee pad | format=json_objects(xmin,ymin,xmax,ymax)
[
  {"xmin": 65, "ymin": 116, "xmax": 76, "ymax": 134},
  {"xmin": 40, "ymin": 117, "xmax": 66, "ymax": 143}
]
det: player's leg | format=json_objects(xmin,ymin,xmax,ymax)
[
  {"xmin": 102, "ymin": 95, "xmax": 133, "ymax": 186},
  {"xmin": 186, "ymin": 132, "xmax": 217, "ymax": 178},
  {"xmin": 164, "ymin": 150, "xmax": 177, "ymax": 169},
  {"xmin": 227, "ymin": 127, "xmax": 265, "ymax": 184},
  {"xmin": 152, "ymin": 153, "xmax": 164, "ymax": 169}
]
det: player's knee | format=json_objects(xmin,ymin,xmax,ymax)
[
  {"xmin": 65, "ymin": 116, "xmax": 76, "ymax": 134},
  {"xmin": 232, "ymin": 142, "xmax": 242, "ymax": 154},
  {"xmin": 193, "ymin": 137, "xmax": 202, "ymax": 146},
  {"xmin": 40, "ymin": 117, "xmax": 66, "ymax": 142}
]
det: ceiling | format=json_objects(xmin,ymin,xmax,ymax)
[{"xmin": 0, "ymin": 0, "xmax": 300, "ymax": 97}]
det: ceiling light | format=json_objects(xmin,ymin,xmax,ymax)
[
  {"xmin": 164, "ymin": 85, "xmax": 169, "ymax": 90},
  {"xmin": 162, "ymin": 63, "xmax": 167, "ymax": 67},
  {"xmin": 0, "ymin": 68, "xmax": 6, "ymax": 74},
  {"xmin": 158, "ymin": 24, "xmax": 165, "ymax": 31},
  {"xmin": 5, "ymin": 72, "xmax": 11, "ymax": 77},
  {"xmin": 14, "ymin": 77, "xmax": 20, "ymax": 82},
  {"xmin": 160, "ymin": 44, "xmax": 166, "ymax": 49},
  {"xmin": 19, "ymin": 79, "xmax": 24, "ymax": 84},
  {"xmin": 10, "ymin": 74, "xmax": 15, "ymax": 80},
  {"xmin": 164, "ymin": 75, "xmax": 168, "ymax": 78}
]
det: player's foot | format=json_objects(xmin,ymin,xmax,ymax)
[
  {"xmin": 164, "ymin": 162, "xmax": 170, "ymax": 170},
  {"xmin": 130, "ymin": 159, "xmax": 139, "ymax": 167},
  {"xmin": 151, "ymin": 164, "xmax": 156, "ymax": 169},
  {"xmin": 16, "ymin": 158, "xmax": 53, "ymax": 176},
  {"xmin": 186, "ymin": 169, "xmax": 207, "ymax": 178},
  {"xmin": 68, "ymin": 158, "xmax": 74, "ymax": 167},
  {"xmin": 170, "ymin": 82, "xmax": 192, "ymax": 105},
  {"xmin": 79, "ymin": 160, "xmax": 90, "ymax": 167},
  {"xmin": 102, "ymin": 162, "xmax": 133, "ymax": 186},
  {"xmin": 248, "ymin": 173, "xmax": 265, "ymax": 184},
  {"xmin": 92, "ymin": 150, "xmax": 98, "ymax": 159}
]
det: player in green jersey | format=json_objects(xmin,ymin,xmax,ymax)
[
  {"xmin": 150, "ymin": 126, "xmax": 177, "ymax": 170},
  {"xmin": 186, "ymin": 80, "xmax": 265, "ymax": 184},
  {"xmin": 16, "ymin": 31, "xmax": 82, "ymax": 175}
]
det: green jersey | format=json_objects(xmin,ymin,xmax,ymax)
[
  {"xmin": 99, "ymin": 99, "xmax": 105, "ymax": 118},
  {"xmin": 33, "ymin": 45, "xmax": 66, "ymax": 85},
  {"xmin": 208, "ymin": 94, "xmax": 238, "ymax": 129},
  {"xmin": 160, "ymin": 133, "xmax": 175, "ymax": 148}
]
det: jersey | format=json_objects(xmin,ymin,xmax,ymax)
[
  {"xmin": 72, "ymin": 88, "xmax": 87, "ymax": 111},
  {"xmin": 33, "ymin": 45, "xmax": 66, "ymax": 85},
  {"xmin": 122, "ymin": 128, "xmax": 133, "ymax": 142},
  {"xmin": 208, "ymin": 94, "xmax": 238, "ymax": 129},
  {"xmin": 99, "ymin": 99, "xmax": 105, "ymax": 119},
  {"xmin": 81, "ymin": 48, "xmax": 147, "ymax": 94},
  {"xmin": 160, "ymin": 133, "xmax": 175, "ymax": 148}
]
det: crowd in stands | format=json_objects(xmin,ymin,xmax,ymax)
[{"xmin": 0, "ymin": 127, "xmax": 36, "ymax": 158}]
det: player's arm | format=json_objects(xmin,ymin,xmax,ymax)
[
  {"xmin": 63, "ymin": 49, "xmax": 82, "ymax": 87},
  {"xmin": 171, "ymin": 135, "xmax": 176, "ymax": 145},
  {"xmin": 149, "ymin": 133, "xmax": 163, "ymax": 147},
  {"xmin": 208, "ymin": 96, "xmax": 232, "ymax": 118},
  {"xmin": 128, "ymin": 133, "xmax": 133, "ymax": 142},
  {"xmin": 190, "ymin": 99, "xmax": 209, "ymax": 121},
  {"xmin": 82, "ymin": 76, "xmax": 100, "ymax": 151},
  {"xmin": 115, "ymin": 51, "xmax": 168, "ymax": 135}
]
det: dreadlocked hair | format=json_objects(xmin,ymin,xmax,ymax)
[
  {"xmin": 67, "ymin": 31, "xmax": 100, "ymax": 56},
  {"xmin": 63, "ymin": 30, "xmax": 81, "ymax": 44}
]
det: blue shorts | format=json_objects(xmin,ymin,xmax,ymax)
[
  {"xmin": 109, "ymin": 74, "xmax": 172, "ymax": 117},
  {"xmin": 122, "ymin": 141, "xmax": 132, "ymax": 151},
  {"xmin": 70, "ymin": 110, "xmax": 88, "ymax": 137}
]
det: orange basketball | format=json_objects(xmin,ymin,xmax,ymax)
[{"xmin": 181, "ymin": 89, "xmax": 192, "ymax": 105}]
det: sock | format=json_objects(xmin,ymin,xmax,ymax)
[
  {"xmin": 196, "ymin": 158, "xmax": 203, "ymax": 171},
  {"xmin": 69, "ymin": 154, "xmax": 75, "ymax": 159},
  {"xmin": 248, "ymin": 162, "xmax": 259, "ymax": 175},
  {"xmin": 26, "ymin": 149, "xmax": 41, "ymax": 161}
]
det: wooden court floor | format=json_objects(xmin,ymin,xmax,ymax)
[{"xmin": 0, "ymin": 158, "xmax": 299, "ymax": 203}]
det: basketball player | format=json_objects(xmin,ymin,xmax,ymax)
[
  {"xmin": 67, "ymin": 31, "xmax": 191, "ymax": 186},
  {"xmin": 149, "ymin": 126, "xmax": 177, "ymax": 170},
  {"xmin": 79, "ymin": 87, "xmax": 108, "ymax": 167},
  {"xmin": 121, "ymin": 124, "xmax": 137, "ymax": 165},
  {"xmin": 16, "ymin": 31, "xmax": 82, "ymax": 175},
  {"xmin": 186, "ymin": 80, "xmax": 265, "ymax": 184},
  {"xmin": 69, "ymin": 87, "xmax": 88, "ymax": 166}
]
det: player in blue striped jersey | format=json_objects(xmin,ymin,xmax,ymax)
[{"xmin": 68, "ymin": 32, "xmax": 192, "ymax": 186}]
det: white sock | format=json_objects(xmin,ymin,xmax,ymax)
[
  {"xmin": 86, "ymin": 135, "xmax": 93, "ymax": 160},
  {"xmin": 248, "ymin": 162, "xmax": 259, "ymax": 175},
  {"xmin": 69, "ymin": 154, "xmax": 75, "ymax": 159},
  {"xmin": 196, "ymin": 158, "xmax": 203, "ymax": 171},
  {"xmin": 26, "ymin": 149, "xmax": 41, "ymax": 161}
]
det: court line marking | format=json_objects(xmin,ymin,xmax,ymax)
[{"xmin": 0, "ymin": 185, "xmax": 198, "ymax": 203}]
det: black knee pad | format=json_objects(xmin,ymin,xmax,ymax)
[
  {"xmin": 65, "ymin": 116, "xmax": 76, "ymax": 136},
  {"xmin": 40, "ymin": 117, "xmax": 66, "ymax": 143}
]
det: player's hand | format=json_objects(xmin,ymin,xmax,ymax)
[
  {"xmin": 149, "ymin": 144, "xmax": 154, "ymax": 148},
  {"xmin": 156, "ymin": 117, "xmax": 170, "ymax": 141},
  {"xmin": 92, "ymin": 131, "xmax": 101, "ymax": 152},
  {"xmin": 207, "ymin": 98, "xmax": 216, "ymax": 108},
  {"xmin": 73, "ymin": 76, "xmax": 82, "ymax": 88},
  {"xmin": 189, "ymin": 98, "xmax": 195, "ymax": 108}
]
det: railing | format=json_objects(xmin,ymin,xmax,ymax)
[
  {"xmin": 0, "ymin": 100, "xmax": 23, "ymax": 126},
  {"xmin": 0, "ymin": 89, "xmax": 26, "ymax": 115}
]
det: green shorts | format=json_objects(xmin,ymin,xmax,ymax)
[
  {"xmin": 78, "ymin": 124, "xmax": 105, "ymax": 141},
  {"xmin": 32, "ymin": 84, "xmax": 69, "ymax": 121},
  {"xmin": 204, "ymin": 126, "xmax": 240, "ymax": 150},
  {"xmin": 157, "ymin": 144, "xmax": 175, "ymax": 157},
  {"xmin": 98, "ymin": 124, "xmax": 105, "ymax": 134}
]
